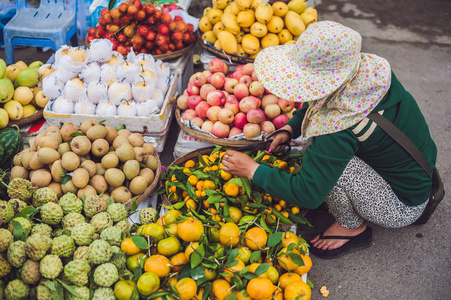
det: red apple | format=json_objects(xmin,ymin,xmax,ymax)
[
  {"xmin": 206, "ymin": 106, "xmax": 222, "ymax": 122},
  {"xmin": 199, "ymin": 84, "xmax": 216, "ymax": 100},
  {"xmin": 217, "ymin": 108, "xmax": 235, "ymax": 124},
  {"xmin": 264, "ymin": 104, "xmax": 281, "ymax": 119},
  {"xmin": 261, "ymin": 121, "xmax": 276, "ymax": 133},
  {"xmin": 182, "ymin": 109, "xmax": 197, "ymax": 121},
  {"xmin": 224, "ymin": 97, "xmax": 240, "ymax": 115},
  {"xmin": 210, "ymin": 72, "xmax": 226, "ymax": 89},
  {"xmin": 247, "ymin": 108, "xmax": 266, "ymax": 124},
  {"xmin": 243, "ymin": 123, "xmax": 261, "ymax": 139},
  {"xmin": 223, "ymin": 63, "xmax": 229, "ymax": 75},
  {"xmin": 284, "ymin": 107, "xmax": 296, "ymax": 119},
  {"xmin": 186, "ymin": 84, "xmax": 200, "ymax": 96},
  {"xmin": 206, "ymin": 90, "xmax": 226, "ymax": 106},
  {"xmin": 202, "ymin": 70, "xmax": 212, "ymax": 78},
  {"xmin": 224, "ymin": 78, "xmax": 239, "ymax": 94},
  {"xmin": 190, "ymin": 72, "xmax": 207, "ymax": 87},
  {"xmin": 251, "ymin": 70, "xmax": 259, "ymax": 81},
  {"xmin": 273, "ymin": 114, "xmax": 289, "ymax": 129},
  {"xmin": 145, "ymin": 31, "xmax": 156, "ymax": 41},
  {"xmin": 202, "ymin": 120, "xmax": 214, "ymax": 133},
  {"xmin": 177, "ymin": 95, "xmax": 189, "ymax": 110},
  {"xmin": 187, "ymin": 95, "xmax": 202, "ymax": 110},
  {"xmin": 232, "ymin": 68, "xmax": 243, "ymax": 80},
  {"xmin": 211, "ymin": 122, "xmax": 230, "ymax": 138},
  {"xmin": 278, "ymin": 98, "xmax": 295, "ymax": 112},
  {"xmin": 209, "ymin": 58, "xmax": 225, "ymax": 73},
  {"xmin": 249, "ymin": 81, "xmax": 265, "ymax": 97},
  {"xmin": 195, "ymin": 101, "xmax": 211, "ymax": 119},
  {"xmin": 262, "ymin": 95, "xmax": 279, "ymax": 109},
  {"xmin": 234, "ymin": 112, "xmax": 247, "ymax": 129},
  {"xmin": 239, "ymin": 75, "xmax": 253, "ymax": 88},
  {"xmin": 239, "ymin": 96, "xmax": 258, "ymax": 113},
  {"xmin": 243, "ymin": 63, "xmax": 254, "ymax": 76},
  {"xmin": 191, "ymin": 117, "xmax": 204, "ymax": 128},
  {"xmin": 234, "ymin": 83, "xmax": 249, "ymax": 100},
  {"xmin": 229, "ymin": 127, "xmax": 243, "ymax": 137}
]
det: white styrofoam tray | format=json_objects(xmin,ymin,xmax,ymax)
[{"xmin": 43, "ymin": 75, "xmax": 179, "ymax": 134}]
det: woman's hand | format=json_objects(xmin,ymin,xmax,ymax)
[
  {"xmin": 266, "ymin": 125, "xmax": 293, "ymax": 154},
  {"xmin": 222, "ymin": 150, "xmax": 260, "ymax": 179}
]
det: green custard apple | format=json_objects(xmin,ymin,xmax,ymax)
[
  {"xmin": 40, "ymin": 202, "xmax": 63, "ymax": 225},
  {"xmin": 65, "ymin": 285, "xmax": 90, "ymax": 300},
  {"xmin": 7, "ymin": 178, "xmax": 32, "ymax": 202},
  {"xmin": 32, "ymin": 187, "xmax": 58, "ymax": 207},
  {"xmin": 19, "ymin": 259, "xmax": 41, "ymax": 284},
  {"xmin": 93, "ymin": 263, "xmax": 119, "ymax": 287},
  {"xmin": 8, "ymin": 198, "xmax": 28, "ymax": 214},
  {"xmin": 88, "ymin": 239, "xmax": 112, "ymax": 265},
  {"xmin": 110, "ymin": 245, "xmax": 126, "ymax": 271},
  {"xmin": 100, "ymin": 226, "xmax": 122, "ymax": 247},
  {"xmin": 90, "ymin": 212, "xmax": 113, "ymax": 233},
  {"xmin": 62, "ymin": 212, "xmax": 86, "ymax": 230},
  {"xmin": 139, "ymin": 207, "xmax": 158, "ymax": 225},
  {"xmin": 83, "ymin": 195, "xmax": 107, "ymax": 218},
  {"xmin": 115, "ymin": 219, "xmax": 132, "ymax": 234},
  {"xmin": 0, "ymin": 228, "xmax": 14, "ymax": 252},
  {"xmin": 51, "ymin": 235, "xmax": 75, "ymax": 257},
  {"xmin": 30, "ymin": 223, "xmax": 53, "ymax": 238},
  {"xmin": 39, "ymin": 254, "xmax": 63, "ymax": 279},
  {"xmin": 64, "ymin": 259, "xmax": 91, "ymax": 286},
  {"xmin": 71, "ymin": 223, "xmax": 95, "ymax": 246},
  {"xmin": 92, "ymin": 287, "xmax": 116, "ymax": 300},
  {"xmin": 59, "ymin": 193, "xmax": 83, "ymax": 215},
  {"xmin": 25, "ymin": 233, "xmax": 52, "ymax": 261},
  {"xmin": 8, "ymin": 217, "xmax": 32, "ymax": 235},
  {"xmin": 0, "ymin": 255, "xmax": 12, "ymax": 278},
  {"xmin": 0, "ymin": 200, "xmax": 15, "ymax": 224},
  {"xmin": 7, "ymin": 240, "xmax": 27, "ymax": 268},
  {"xmin": 4, "ymin": 279, "xmax": 30, "ymax": 300},
  {"xmin": 106, "ymin": 203, "xmax": 128, "ymax": 223},
  {"xmin": 73, "ymin": 246, "xmax": 90, "ymax": 263},
  {"xmin": 35, "ymin": 280, "xmax": 53, "ymax": 300}
]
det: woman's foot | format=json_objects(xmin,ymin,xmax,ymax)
[{"xmin": 310, "ymin": 222, "xmax": 367, "ymax": 250}]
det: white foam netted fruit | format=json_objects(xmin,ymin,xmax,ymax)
[
  {"xmin": 136, "ymin": 53, "xmax": 156, "ymax": 71},
  {"xmin": 117, "ymin": 62, "xmax": 141, "ymax": 85},
  {"xmin": 53, "ymin": 67, "xmax": 79, "ymax": 84},
  {"xmin": 88, "ymin": 39, "xmax": 113, "ymax": 63},
  {"xmin": 87, "ymin": 81, "xmax": 108, "ymax": 104},
  {"xmin": 100, "ymin": 64, "xmax": 118, "ymax": 87},
  {"xmin": 131, "ymin": 79, "xmax": 155, "ymax": 103},
  {"xmin": 108, "ymin": 81, "xmax": 132, "ymax": 106},
  {"xmin": 96, "ymin": 98, "xmax": 117, "ymax": 116},
  {"xmin": 42, "ymin": 74, "xmax": 64, "ymax": 100},
  {"xmin": 137, "ymin": 68, "xmax": 158, "ymax": 83},
  {"xmin": 117, "ymin": 100, "xmax": 137, "ymax": 117},
  {"xmin": 151, "ymin": 89, "xmax": 165, "ymax": 108},
  {"xmin": 64, "ymin": 79, "xmax": 86, "ymax": 103},
  {"xmin": 74, "ymin": 95, "xmax": 96, "ymax": 115},
  {"xmin": 79, "ymin": 63, "xmax": 101, "ymax": 84},
  {"xmin": 156, "ymin": 77, "xmax": 169, "ymax": 94},
  {"xmin": 54, "ymin": 45, "xmax": 71, "ymax": 70},
  {"xmin": 64, "ymin": 47, "xmax": 90, "ymax": 73},
  {"xmin": 52, "ymin": 96, "xmax": 74, "ymax": 114},
  {"xmin": 156, "ymin": 60, "xmax": 170, "ymax": 79},
  {"xmin": 137, "ymin": 101, "xmax": 159, "ymax": 117},
  {"xmin": 105, "ymin": 51, "xmax": 125, "ymax": 68}
]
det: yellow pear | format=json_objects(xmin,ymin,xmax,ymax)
[
  {"xmin": 218, "ymin": 31, "xmax": 238, "ymax": 54},
  {"xmin": 287, "ymin": 0, "xmax": 307, "ymax": 14},
  {"xmin": 230, "ymin": 2, "xmax": 241, "ymax": 15},
  {"xmin": 214, "ymin": 40, "xmax": 222, "ymax": 50},
  {"xmin": 267, "ymin": 16, "xmax": 284, "ymax": 33},
  {"xmin": 0, "ymin": 108, "xmax": 8, "ymax": 129},
  {"xmin": 285, "ymin": 11, "xmax": 305, "ymax": 36},
  {"xmin": 69, "ymin": 49, "xmax": 87, "ymax": 63},
  {"xmin": 237, "ymin": 10, "xmax": 255, "ymax": 28},
  {"xmin": 235, "ymin": 0, "xmax": 252, "ymax": 10},
  {"xmin": 221, "ymin": 13, "xmax": 240, "ymax": 35},
  {"xmin": 15, "ymin": 61, "xmax": 27, "ymax": 70},
  {"xmin": 13, "ymin": 86, "xmax": 34, "ymax": 105},
  {"xmin": 199, "ymin": 16, "xmax": 213, "ymax": 32},
  {"xmin": 35, "ymin": 90, "xmax": 49, "ymax": 108},
  {"xmin": 224, "ymin": 5, "xmax": 232, "ymax": 14},
  {"xmin": 4, "ymin": 100, "xmax": 24, "ymax": 120},
  {"xmin": 261, "ymin": 33, "xmax": 280, "ymax": 48},
  {"xmin": 250, "ymin": 22, "xmax": 268, "ymax": 38},
  {"xmin": 203, "ymin": 7, "xmax": 212, "ymax": 17},
  {"xmin": 23, "ymin": 104, "xmax": 37, "ymax": 117},
  {"xmin": 241, "ymin": 34, "xmax": 260, "ymax": 55},
  {"xmin": 251, "ymin": 0, "xmax": 263, "ymax": 10},
  {"xmin": 71, "ymin": 78, "xmax": 85, "ymax": 89},
  {"xmin": 272, "ymin": 2, "xmax": 289, "ymax": 17},
  {"xmin": 5, "ymin": 64, "xmax": 21, "ymax": 83},
  {"xmin": 202, "ymin": 31, "xmax": 217, "ymax": 44},
  {"xmin": 278, "ymin": 29, "xmax": 294, "ymax": 44},
  {"xmin": 207, "ymin": 8, "xmax": 224, "ymax": 25},
  {"xmin": 213, "ymin": 0, "xmax": 230, "ymax": 9},
  {"xmin": 107, "ymin": 55, "xmax": 120, "ymax": 66},
  {"xmin": 304, "ymin": 7, "xmax": 318, "ymax": 19},
  {"xmin": 255, "ymin": 3, "xmax": 273, "ymax": 24},
  {"xmin": 284, "ymin": 40, "xmax": 297, "ymax": 45},
  {"xmin": 38, "ymin": 65, "xmax": 54, "ymax": 84},
  {"xmin": 237, "ymin": 45, "xmax": 247, "ymax": 57},
  {"xmin": 235, "ymin": 31, "xmax": 245, "ymax": 43},
  {"xmin": 249, "ymin": 49, "xmax": 261, "ymax": 58},
  {"xmin": 301, "ymin": 11, "xmax": 317, "ymax": 27},
  {"xmin": 213, "ymin": 22, "xmax": 225, "ymax": 37}
]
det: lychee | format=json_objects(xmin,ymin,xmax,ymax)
[
  {"xmin": 137, "ymin": 25, "xmax": 149, "ymax": 36},
  {"xmin": 158, "ymin": 24, "xmax": 170, "ymax": 36},
  {"xmin": 145, "ymin": 31, "xmax": 156, "ymax": 41},
  {"xmin": 161, "ymin": 13, "xmax": 172, "ymax": 25},
  {"xmin": 174, "ymin": 16, "xmax": 183, "ymax": 22},
  {"xmin": 177, "ymin": 22, "xmax": 187, "ymax": 33},
  {"xmin": 171, "ymin": 31, "xmax": 183, "ymax": 42}
]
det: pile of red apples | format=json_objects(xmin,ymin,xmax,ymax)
[{"xmin": 177, "ymin": 59, "xmax": 301, "ymax": 139}]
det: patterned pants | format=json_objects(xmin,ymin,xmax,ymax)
[{"xmin": 325, "ymin": 156, "xmax": 428, "ymax": 229}]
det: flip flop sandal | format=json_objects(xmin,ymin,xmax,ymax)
[{"xmin": 309, "ymin": 227, "xmax": 373, "ymax": 259}]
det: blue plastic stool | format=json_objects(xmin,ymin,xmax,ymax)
[{"xmin": 3, "ymin": 0, "xmax": 78, "ymax": 64}]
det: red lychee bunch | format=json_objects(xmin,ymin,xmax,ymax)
[{"xmin": 86, "ymin": 0, "xmax": 195, "ymax": 56}]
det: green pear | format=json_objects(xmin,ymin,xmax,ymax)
[
  {"xmin": 0, "ymin": 77, "xmax": 14, "ymax": 103},
  {"xmin": 14, "ymin": 68, "xmax": 39, "ymax": 88},
  {"xmin": 0, "ymin": 59, "xmax": 6, "ymax": 79},
  {"xmin": 28, "ymin": 61, "xmax": 44, "ymax": 69},
  {"xmin": 5, "ymin": 64, "xmax": 20, "ymax": 83}
]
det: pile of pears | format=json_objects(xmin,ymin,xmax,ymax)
[{"xmin": 0, "ymin": 58, "xmax": 51, "ymax": 128}]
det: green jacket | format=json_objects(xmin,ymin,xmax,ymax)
[{"xmin": 253, "ymin": 72, "xmax": 437, "ymax": 209}]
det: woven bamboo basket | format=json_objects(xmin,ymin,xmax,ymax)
[
  {"xmin": 153, "ymin": 42, "xmax": 195, "ymax": 62},
  {"xmin": 124, "ymin": 152, "xmax": 162, "ymax": 209},
  {"xmin": 7, "ymin": 109, "xmax": 43, "ymax": 128},
  {"xmin": 175, "ymin": 107, "xmax": 258, "ymax": 147},
  {"xmin": 196, "ymin": 31, "xmax": 254, "ymax": 64}
]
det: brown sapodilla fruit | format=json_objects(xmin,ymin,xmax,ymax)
[
  {"xmin": 71, "ymin": 136, "xmax": 91, "ymax": 156},
  {"xmin": 61, "ymin": 151, "xmax": 80, "ymax": 171},
  {"xmin": 80, "ymin": 119, "xmax": 99, "ymax": 134},
  {"xmin": 60, "ymin": 122, "xmax": 79, "ymax": 142}
]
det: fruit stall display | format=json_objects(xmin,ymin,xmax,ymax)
[
  {"xmin": 0, "ymin": 58, "xmax": 49, "ymax": 129},
  {"xmin": 176, "ymin": 59, "xmax": 301, "ymax": 141},
  {"xmin": 198, "ymin": 0, "xmax": 318, "ymax": 60},
  {"xmin": 87, "ymin": 0, "xmax": 197, "ymax": 57}
]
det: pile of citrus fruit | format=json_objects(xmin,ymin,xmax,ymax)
[{"xmin": 113, "ymin": 147, "xmax": 313, "ymax": 299}]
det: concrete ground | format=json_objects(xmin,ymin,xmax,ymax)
[{"xmin": 1, "ymin": 0, "xmax": 450, "ymax": 299}]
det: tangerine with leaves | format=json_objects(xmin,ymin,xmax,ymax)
[
  {"xmin": 284, "ymin": 280, "xmax": 311, "ymax": 300},
  {"xmin": 204, "ymin": 268, "xmax": 218, "ymax": 281},
  {"xmin": 210, "ymin": 279, "xmax": 232, "ymax": 300},
  {"xmin": 278, "ymin": 272, "xmax": 302, "ymax": 290},
  {"xmin": 184, "ymin": 242, "xmax": 199, "ymax": 260},
  {"xmin": 281, "ymin": 231, "xmax": 299, "ymax": 248},
  {"xmin": 114, "ymin": 280, "xmax": 136, "ymax": 300},
  {"xmin": 224, "ymin": 182, "xmax": 239, "ymax": 196},
  {"xmin": 277, "ymin": 247, "xmax": 302, "ymax": 271},
  {"xmin": 177, "ymin": 217, "xmax": 204, "ymax": 242},
  {"xmin": 228, "ymin": 206, "xmax": 243, "ymax": 223},
  {"xmin": 144, "ymin": 255, "xmax": 171, "ymax": 278},
  {"xmin": 170, "ymin": 252, "xmax": 188, "ymax": 272},
  {"xmin": 294, "ymin": 254, "xmax": 312, "ymax": 276},
  {"xmin": 157, "ymin": 236, "xmax": 181, "ymax": 257},
  {"xmin": 267, "ymin": 265, "xmax": 280, "ymax": 284},
  {"xmin": 219, "ymin": 222, "xmax": 241, "ymax": 247},
  {"xmin": 236, "ymin": 290, "xmax": 251, "ymax": 300},
  {"xmin": 164, "ymin": 209, "xmax": 182, "ymax": 225},
  {"xmin": 175, "ymin": 278, "xmax": 198, "ymax": 300},
  {"xmin": 248, "ymin": 263, "xmax": 268, "ymax": 279},
  {"xmin": 223, "ymin": 258, "xmax": 245, "ymax": 282},
  {"xmin": 184, "ymin": 160, "xmax": 196, "ymax": 168},
  {"xmin": 141, "ymin": 223, "xmax": 165, "ymax": 241},
  {"xmin": 246, "ymin": 278, "xmax": 274, "ymax": 299},
  {"xmin": 121, "ymin": 237, "xmax": 142, "ymax": 256},
  {"xmin": 237, "ymin": 246, "xmax": 252, "ymax": 264},
  {"xmin": 273, "ymin": 287, "xmax": 284, "ymax": 300},
  {"xmin": 137, "ymin": 271, "xmax": 160, "ymax": 296},
  {"xmin": 244, "ymin": 227, "xmax": 268, "ymax": 250},
  {"xmin": 126, "ymin": 252, "xmax": 146, "ymax": 272}
]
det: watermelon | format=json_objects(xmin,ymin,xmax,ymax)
[{"xmin": 0, "ymin": 125, "xmax": 24, "ymax": 170}]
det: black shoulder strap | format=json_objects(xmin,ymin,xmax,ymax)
[{"xmin": 367, "ymin": 112, "xmax": 431, "ymax": 179}]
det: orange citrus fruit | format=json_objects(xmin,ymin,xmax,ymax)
[
  {"xmin": 224, "ymin": 182, "xmax": 239, "ymax": 196},
  {"xmin": 220, "ymin": 170, "xmax": 232, "ymax": 181},
  {"xmin": 273, "ymin": 287, "xmax": 284, "ymax": 300},
  {"xmin": 228, "ymin": 206, "xmax": 243, "ymax": 224},
  {"xmin": 248, "ymin": 263, "xmax": 268, "ymax": 279},
  {"xmin": 236, "ymin": 290, "xmax": 251, "ymax": 300},
  {"xmin": 208, "ymin": 227, "xmax": 220, "ymax": 243},
  {"xmin": 157, "ymin": 236, "xmax": 181, "ymax": 257},
  {"xmin": 293, "ymin": 254, "xmax": 312, "ymax": 275},
  {"xmin": 204, "ymin": 180, "xmax": 216, "ymax": 190},
  {"xmin": 277, "ymin": 247, "xmax": 301, "ymax": 271},
  {"xmin": 177, "ymin": 217, "xmax": 204, "ymax": 242},
  {"xmin": 267, "ymin": 266, "xmax": 279, "ymax": 284},
  {"xmin": 126, "ymin": 252, "xmax": 146, "ymax": 272},
  {"xmin": 170, "ymin": 252, "xmax": 188, "ymax": 272},
  {"xmin": 174, "ymin": 278, "xmax": 197, "ymax": 300},
  {"xmin": 188, "ymin": 175, "xmax": 199, "ymax": 186},
  {"xmin": 281, "ymin": 231, "xmax": 299, "ymax": 248},
  {"xmin": 144, "ymin": 255, "xmax": 171, "ymax": 278},
  {"xmin": 291, "ymin": 206, "xmax": 300, "ymax": 215},
  {"xmin": 185, "ymin": 160, "xmax": 195, "ymax": 168},
  {"xmin": 237, "ymin": 246, "xmax": 252, "ymax": 264},
  {"xmin": 278, "ymin": 273, "xmax": 302, "ymax": 290},
  {"xmin": 141, "ymin": 223, "xmax": 165, "ymax": 241},
  {"xmin": 185, "ymin": 242, "xmax": 199, "ymax": 260},
  {"xmin": 114, "ymin": 280, "xmax": 136, "ymax": 300},
  {"xmin": 284, "ymin": 280, "xmax": 311, "ymax": 300},
  {"xmin": 219, "ymin": 222, "xmax": 241, "ymax": 247},
  {"xmin": 164, "ymin": 210, "xmax": 182, "ymax": 225},
  {"xmin": 137, "ymin": 272, "xmax": 160, "ymax": 296},
  {"xmin": 246, "ymin": 278, "xmax": 274, "ymax": 299},
  {"xmin": 210, "ymin": 279, "xmax": 232, "ymax": 300},
  {"xmin": 244, "ymin": 227, "xmax": 268, "ymax": 250},
  {"xmin": 223, "ymin": 259, "xmax": 245, "ymax": 282},
  {"xmin": 121, "ymin": 237, "xmax": 142, "ymax": 256},
  {"xmin": 204, "ymin": 268, "xmax": 218, "ymax": 281},
  {"xmin": 165, "ymin": 223, "xmax": 178, "ymax": 237}
]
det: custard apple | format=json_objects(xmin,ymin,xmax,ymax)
[
  {"xmin": 139, "ymin": 207, "xmax": 158, "ymax": 224},
  {"xmin": 30, "ymin": 223, "xmax": 53, "ymax": 238},
  {"xmin": 52, "ymin": 227, "xmax": 66, "ymax": 237},
  {"xmin": 106, "ymin": 203, "xmax": 128, "ymax": 223},
  {"xmin": 19, "ymin": 259, "xmax": 40, "ymax": 284},
  {"xmin": 0, "ymin": 280, "xmax": 3, "ymax": 300},
  {"xmin": 64, "ymin": 259, "xmax": 91, "ymax": 286},
  {"xmin": 59, "ymin": 193, "xmax": 83, "ymax": 215},
  {"xmin": 0, "ymin": 200, "xmax": 15, "ymax": 223},
  {"xmin": 0, "ymin": 228, "xmax": 13, "ymax": 252},
  {"xmin": 8, "ymin": 199, "xmax": 27, "ymax": 215},
  {"xmin": 8, "ymin": 217, "xmax": 32, "ymax": 235},
  {"xmin": 40, "ymin": 202, "xmax": 63, "ymax": 225},
  {"xmin": 35, "ymin": 280, "xmax": 53, "ymax": 300},
  {"xmin": 32, "ymin": 187, "xmax": 58, "ymax": 208},
  {"xmin": 93, "ymin": 263, "xmax": 119, "ymax": 287},
  {"xmin": 92, "ymin": 287, "xmax": 116, "ymax": 300},
  {"xmin": 7, "ymin": 178, "xmax": 32, "ymax": 202},
  {"xmin": 71, "ymin": 223, "xmax": 95, "ymax": 246},
  {"xmin": 100, "ymin": 226, "xmax": 122, "ymax": 246},
  {"xmin": 88, "ymin": 239, "xmax": 112, "ymax": 265},
  {"xmin": 62, "ymin": 212, "xmax": 86, "ymax": 230},
  {"xmin": 40, "ymin": 254, "xmax": 63, "ymax": 279},
  {"xmin": 115, "ymin": 219, "xmax": 132, "ymax": 234},
  {"xmin": 0, "ymin": 255, "xmax": 12, "ymax": 278},
  {"xmin": 110, "ymin": 246, "xmax": 126, "ymax": 271},
  {"xmin": 7, "ymin": 240, "xmax": 26, "ymax": 268},
  {"xmin": 73, "ymin": 246, "xmax": 90, "ymax": 263},
  {"xmin": 90, "ymin": 212, "xmax": 113, "ymax": 233},
  {"xmin": 4, "ymin": 279, "xmax": 30, "ymax": 300},
  {"xmin": 25, "ymin": 233, "xmax": 52, "ymax": 261},
  {"xmin": 65, "ymin": 286, "xmax": 90, "ymax": 300},
  {"xmin": 51, "ymin": 235, "xmax": 75, "ymax": 257},
  {"xmin": 83, "ymin": 195, "xmax": 107, "ymax": 218}
]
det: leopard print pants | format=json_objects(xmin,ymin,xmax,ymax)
[{"xmin": 325, "ymin": 156, "xmax": 428, "ymax": 229}]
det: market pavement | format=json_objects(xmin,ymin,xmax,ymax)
[{"xmin": 1, "ymin": 0, "xmax": 450, "ymax": 299}]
